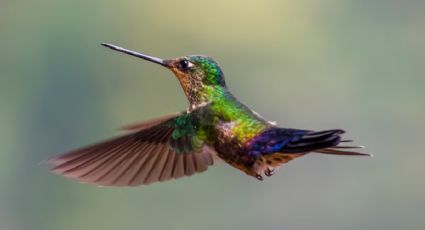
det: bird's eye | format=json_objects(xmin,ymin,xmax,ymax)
[{"xmin": 178, "ymin": 59, "xmax": 193, "ymax": 71}]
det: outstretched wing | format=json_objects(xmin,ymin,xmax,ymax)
[{"xmin": 50, "ymin": 112, "xmax": 215, "ymax": 187}]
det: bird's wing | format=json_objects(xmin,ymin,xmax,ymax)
[
  {"xmin": 119, "ymin": 112, "xmax": 181, "ymax": 131},
  {"xmin": 50, "ymin": 112, "xmax": 215, "ymax": 187}
]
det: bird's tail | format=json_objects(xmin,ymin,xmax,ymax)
[
  {"xmin": 315, "ymin": 141, "xmax": 372, "ymax": 156},
  {"xmin": 281, "ymin": 129, "xmax": 371, "ymax": 156}
]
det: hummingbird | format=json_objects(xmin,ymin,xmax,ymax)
[{"xmin": 50, "ymin": 43, "xmax": 370, "ymax": 186}]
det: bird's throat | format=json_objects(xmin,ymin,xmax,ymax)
[{"xmin": 188, "ymin": 85, "xmax": 227, "ymax": 112}]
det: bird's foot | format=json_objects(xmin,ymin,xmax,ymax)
[
  {"xmin": 255, "ymin": 174, "xmax": 263, "ymax": 181},
  {"xmin": 264, "ymin": 168, "xmax": 275, "ymax": 177}
]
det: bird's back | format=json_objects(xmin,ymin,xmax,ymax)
[{"xmin": 204, "ymin": 91, "xmax": 271, "ymax": 144}]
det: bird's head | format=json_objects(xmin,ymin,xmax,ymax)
[{"xmin": 102, "ymin": 43, "xmax": 226, "ymax": 106}]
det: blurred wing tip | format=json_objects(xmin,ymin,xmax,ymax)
[{"xmin": 39, "ymin": 159, "xmax": 53, "ymax": 166}]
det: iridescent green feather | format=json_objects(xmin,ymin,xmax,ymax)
[{"xmin": 168, "ymin": 56, "xmax": 269, "ymax": 154}]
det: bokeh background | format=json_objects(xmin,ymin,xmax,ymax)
[{"xmin": 1, "ymin": 0, "xmax": 424, "ymax": 229}]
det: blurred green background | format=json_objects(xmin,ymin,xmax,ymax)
[{"xmin": 1, "ymin": 0, "xmax": 424, "ymax": 229}]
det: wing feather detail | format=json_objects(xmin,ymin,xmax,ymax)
[{"xmin": 50, "ymin": 113, "xmax": 215, "ymax": 187}]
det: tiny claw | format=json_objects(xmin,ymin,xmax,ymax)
[
  {"xmin": 265, "ymin": 168, "xmax": 275, "ymax": 177},
  {"xmin": 255, "ymin": 174, "xmax": 263, "ymax": 181}
]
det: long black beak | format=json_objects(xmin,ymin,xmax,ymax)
[{"xmin": 101, "ymin": 43, "xmax": 168, "ymax": 67}]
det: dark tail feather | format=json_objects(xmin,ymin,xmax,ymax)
[
  {"xmin": 315, "ymin": 138, "xmax": 371, "ymax": 156},
  {"xmin": 281, "ymin": 129, "xmax": 371, "ymax": 156},
  {"xmin": 316, "ymin": 148, "xmax": 372, "ymax": 157},
  {"xmin": 281, "ymin": 129, "xmax": 344, "ymax": 153}
]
